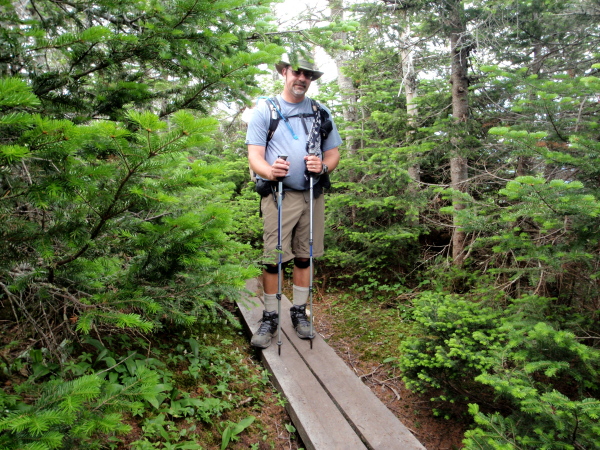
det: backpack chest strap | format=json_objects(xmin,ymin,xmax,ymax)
[{"xmin": 264, "ymin": 97, "xmax": 320, "ymax": 144}]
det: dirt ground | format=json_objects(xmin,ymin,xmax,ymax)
[{"xmin": 308, "ymin": 291, "xmax": 469, "ymax": 450}]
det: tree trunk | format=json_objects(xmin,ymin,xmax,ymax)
[
  {"xmin": 328, "ymin": 0, "xmax": 360, "ymax": 158},
  {"xmin": 328, "ymin": 0, "xmax": 360, "ymax": 223},
  {"xmin": 399, "ymin": 10, "xmax": 420, "ymax": 185},
  {"xmin": 449, "ymin": 1, "xmax": 470, "ymax": 265}
]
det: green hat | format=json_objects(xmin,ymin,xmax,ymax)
[{"xmin": 275, "ymin": 57, "xmax": 324, "ymax": 80}]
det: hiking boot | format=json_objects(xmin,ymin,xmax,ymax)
[
  {"xmin": 290, "ymin": 304, "xmax": 312, "ymax": 339},
  {"xmin": 251, "ymin": 310, "xmax": 278, "ymax": 348}
]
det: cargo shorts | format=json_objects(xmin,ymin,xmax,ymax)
[{"xmin": 261, "ymin": 190, "xmax": 325, "ymax": 265}]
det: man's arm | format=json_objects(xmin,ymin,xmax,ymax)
[
  {"xmin": 248, "ymin": 144, "xmax": 290, "ymax": 181},
  {"xmin": 322, "ymin": 147, "xmax": 340, "ymax": 173}
]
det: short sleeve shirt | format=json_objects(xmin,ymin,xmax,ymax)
[{"xmin": 245, "ymin": 95, "xmax": 342, "ymax": 191}]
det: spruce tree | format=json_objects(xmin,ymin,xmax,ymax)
[{"xmin": 0, "ymin": 0, "xmax": 283, "ymax": 356}]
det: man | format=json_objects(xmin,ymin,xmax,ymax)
[{"xmin": 246, "ymin": 57, "xmax": 342, "ymax": 348}]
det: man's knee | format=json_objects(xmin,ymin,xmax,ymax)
[
  {"xmin": 294, "ymin": 258, "xmax": 310, "ymax": 269},
  {"xmin": 264, "ymin": 261, "xmax": 290, "ymax": 274},
  {"xmin": 264, "ymin": 264, "xmax": 278, "ymax": 274}
]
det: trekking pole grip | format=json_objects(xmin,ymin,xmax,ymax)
[
  {"xmin": 276, "ymin": 154, "xmax": 288, "ymax": 181},
  {"xmin": 306, "ymin": 149, "xmax": 320, "ymax": 178}
]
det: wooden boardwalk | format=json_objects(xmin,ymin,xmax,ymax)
[{"xmin": 237, "ymin": 280, "xmax": 426, "ymax": 450}]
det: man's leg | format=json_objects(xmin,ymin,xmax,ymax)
[
  {"xmin": 252, "ymin": 194, "xmax": 287, "ymax": 349},
  {"xmin": 290, "ymin": 259, "xmax": 312, "ymax": 338},
  {"xmin": 251, "ymin": 267, "xmax": 279, "ymax": 349},
  {"xmin": 262, "ymin": 267, "xmax": 279, "ymax": 312},
  {"xmin": 292, "ymin": 261, "xmax": 310, "ymax": 289},
  {"xmin": 288, "ymin": 193, "xmax": 324, "ymax": 339},
  {"xmin": 263, "ymin": 269, "xmax": 278, "ymax": 295},
  {"xmin": 292, "ymin": 260, "xmax": 310, "ymax": 305}
]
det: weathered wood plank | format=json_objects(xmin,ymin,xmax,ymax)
[
  {"xmin": 278, "ymin": 296, "xmax": 426, "ymax": 450},
  {"xmin": 237, "ymin": 285, "xmax": 367, "ymax": 450}
]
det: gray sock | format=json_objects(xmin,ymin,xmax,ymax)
[
  {"xmin": 292, "ymin": 285, "xmax": 310, "ymax": 306},
  {"xmin": 264, "ymin": 293, "xmax": 278, "ymax": 313}
]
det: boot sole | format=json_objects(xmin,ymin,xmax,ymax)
[
  {"xmin": 251, "ymin": 333, "xmax": 274, "ymax": 348},
  {"xmin": 295, "ymin": 328, "xmax": 313, "ymax": 339},
  {"xmin": 251, "ymin": 339, "xmax": 272, "ymax": 348}
]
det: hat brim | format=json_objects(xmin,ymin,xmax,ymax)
[{"xmin": 275, "ymin": 61, "xmax": 324, "ymax": 80}]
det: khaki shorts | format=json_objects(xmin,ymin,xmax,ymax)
[{"xmin": 261, "ymin": 190, "xmax": 325, "ymax": 265}]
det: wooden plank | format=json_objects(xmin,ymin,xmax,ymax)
[
  {"xmin": 237, "ymin": 287, "xmax": 367, "ymax": 450},
  {"xmin": 239, "ymin": 280, "xmax": 425, "ymax": 449},
  {"xmin": 278, "ymin": 296, "xmax": 426, "ymax": 450}
]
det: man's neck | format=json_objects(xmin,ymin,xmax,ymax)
[{"xmin": 281, "ymin": 91, "xmax": 306, "ymax": 104}]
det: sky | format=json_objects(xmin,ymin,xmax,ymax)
[{"xmin": 272, "ymin": 0, "xmax": 338, "ymax": 83}]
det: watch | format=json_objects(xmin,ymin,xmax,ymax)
[{"xmin": 320, "ymin": 163, "xmax": 329, "ymax": 175}]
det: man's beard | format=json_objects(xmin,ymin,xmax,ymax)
[{"xmin": 291, "ymin": 83, "xmax": 307, "ymax": 95}]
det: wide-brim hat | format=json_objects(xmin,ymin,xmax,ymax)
[{"xmin": 275, "ymin": 57, "xmax": 324, "ymax": 80}]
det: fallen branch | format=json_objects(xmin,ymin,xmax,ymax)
[{"xmin": 359, "ymin": 364, "xmax": 383, "ymax": 380}]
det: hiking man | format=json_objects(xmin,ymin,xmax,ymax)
[{"xmin": 246, "ymin": 57, "xmax": 342, "ymax": 348}]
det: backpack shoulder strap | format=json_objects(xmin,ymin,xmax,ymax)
[
  {"xmin": 311, "ymin": 99, "xmax": 333, "ymax": 140},
  {"xmin": 312, "ymin": 98, "xmax": 330, "ymax": 120},
  {"xmin": 310, "ymin": 98, "xmax": 319, "ymax": 113},
  {"xmin": 265, "ymin": 96, "xmax": 299, "ymax": 143},
  {"xmin": 266, "ymin": 96, "xmax": 280, "ymax": 145}
]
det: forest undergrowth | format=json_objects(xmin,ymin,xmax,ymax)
[
  {"xmin": 0, "ymin": 276, "xmax": 470, "ymax": 450},
  {"xmin": 0, "ymin": 310, "xmax": 306, "ymax": 449}
]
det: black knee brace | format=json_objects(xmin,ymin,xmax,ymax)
[
  {"xmin": 294, "ymin": 258, "xmax": 310, "ymax": 269},
  {"xmin": 264, "ymin": 261, "xmax": 290, "ymax": 274},
  {"xmin": 264, "ymin": 264, "xmax": 278, "ymax": 274}
]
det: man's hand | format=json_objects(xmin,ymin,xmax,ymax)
[
  {"xmin": 304, "ymin": 154, "xmax": 322, "ymax": 174},
  {"xmin": 271, "ymin": 156, "xmax": 290, "ymax": 180}
]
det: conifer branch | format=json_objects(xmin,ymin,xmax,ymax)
[
  {"xmin": 50, "ymin": 161, "xmax": 144, "ymax": 277},
  {"xmin": 163, "ymin": 65, "xmax": 253, "ymax": 116},
  {"xmin": 49, "ymin": 0, "xmax": 143, "ymax": 29},
  {"xmin": 152, "ymin": 132, "xmax": 187, "ymax": 155},
  {"xmin": 143, "ymin": 212, "xmax": 171, "ymax": 222},
  {"xmin": 172, "ymin": 0, "xmax": 200, "ymax": 29},
  {"xmin": 68, "ymin": 42, "xmax": 100, "ymax": 75},
  {"xmin": 112, "ymin": 138, "xmax": 132, "ymax": 172}
]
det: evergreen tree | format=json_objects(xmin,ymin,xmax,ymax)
[
  {"xmin": 0, "ymin": 0, "xmax": 283, "ymax": 356},
  {"xmin": 1, "ymin": 0, "xmax": 281, "ymax": 119}
]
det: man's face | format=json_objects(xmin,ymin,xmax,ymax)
[{"xmin": 283, "ymin": 66, "xmax": 313, "ymax": 100}]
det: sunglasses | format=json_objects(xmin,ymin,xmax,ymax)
[{"xmin": 288, "ymin": 68, "xmax": 317, "ymax": 81}]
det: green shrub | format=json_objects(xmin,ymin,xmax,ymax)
[
  {"xmin": 464, "ymin": 313, "xmax": 600, "ymax": 449},
  {"xmin": 399, "ymin": 290, "xmax": 600, "ymax": 448},
  {"xmin": 0, "ymin": 332, "xmax": 269, "ymax": 449},
  {"xmin": 1, "ymin": 86, "xmax": 259, "ymax": 358},
  {"xmin": 398, "ymin": 291, "xmax": 506, "ymax": 400},
  {"xmin": 0, "ymin": 372, "xmax": 149, "ymax": 449}
]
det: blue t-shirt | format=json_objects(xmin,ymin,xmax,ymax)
[{"xmin": 245, "ymin": 95, "xmax": 342, "ymax": 191}]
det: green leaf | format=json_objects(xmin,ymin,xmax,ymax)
[{"xmin": 231, "ymin": 416, "xmax": 255, "ymax": 435}]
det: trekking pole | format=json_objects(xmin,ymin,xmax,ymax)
[
  {"xmin": 308, "ymin": 150, "xmax": 316, "ymax": 349},
  {"xmin": 276, "ymin": 155, "xmax": 287, "ymax": 356}
]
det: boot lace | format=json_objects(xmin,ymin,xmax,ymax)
[{"xmin": 256, "ymin": 316, "xmax": 276, "ymax": 335}]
